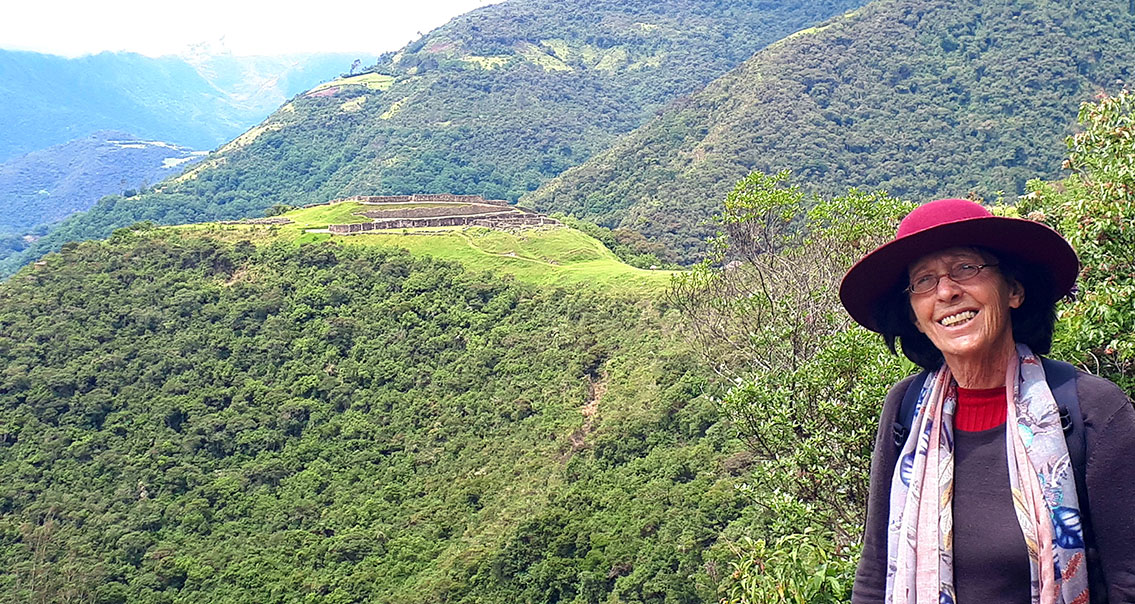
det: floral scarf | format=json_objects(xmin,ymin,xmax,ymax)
[{"xmin": 884, "ymin": 344, "xmax": 1089, "ymax": 604}]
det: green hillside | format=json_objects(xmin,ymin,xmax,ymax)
[
  {"xmin": 0, "ymin": 227, "xmax": 753, "ymax": 603},
  {"xmin": 523, "ymin": 0, "xmax": 1135, "ymax": 262},
  {"xmin": 181, "ymin": 201, "xmax": 678, "ymax": 295},
  {"xmin": 0, "ymin": 0, "xmax": 865, "ymax": 275}
]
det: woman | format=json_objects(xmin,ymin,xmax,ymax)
[{"xmin": 838, "ymin": 198, "xmax": 1135, "ymax": 603}]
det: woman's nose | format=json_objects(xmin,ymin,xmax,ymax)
[{"xmin": 934, "ymin": 273, "xmax": 965, "ymax": 298}]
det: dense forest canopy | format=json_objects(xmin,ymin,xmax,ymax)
[
  {"xmin": 0, "ymin": 231, "xmax": 756, "ymax": 603},
  {"xmin": 524, "ymin": 0, "xmax": 1135, "ymax": 262}
]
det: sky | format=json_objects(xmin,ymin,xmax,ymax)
[{"xmin": 1, "ymin": 0, "xmax": 501, "ymax": 58}]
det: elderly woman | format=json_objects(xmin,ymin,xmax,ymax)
[{"xmin": 839, "ymin": 199, "xmax": 1135, "ymax": 603}]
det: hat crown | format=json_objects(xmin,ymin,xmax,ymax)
[{"xmin": 897, "ymin": 198, "xmax": 992, "ymax": 239}]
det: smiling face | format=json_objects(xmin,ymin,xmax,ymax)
[{"xmin": 907, "ymin": 247, "xmax": 1025, "ymax": 383}]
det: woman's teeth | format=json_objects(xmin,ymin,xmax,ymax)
[{"xmin": 939, "ymin": 310, "xmax": 977, "ymax": 326}]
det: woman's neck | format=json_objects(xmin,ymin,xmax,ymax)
[{"xmin": 944, "ymin": 339, "xmax": 1016, "ymax": 389}]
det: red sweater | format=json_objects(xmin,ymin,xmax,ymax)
[{"xmin": 955, "ymin": 386, "xmax": 1007, "ymax": 431}]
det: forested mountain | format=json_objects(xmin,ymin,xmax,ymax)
[
  {"xmin": 0, "ymin": 75, "xmax": 1130, "ymax": 604},
  {"xmin": 0, "ymin": 49, "xmax": 358, "ymax": 162},
  {"xmin": 523, "ymin": 0, "xmax": 1135, "ymax": 261},
  {"xmin": 0, "ymin": 0, "xmax": 866, "ymax": 276},
  {"xmin": 154, "ymin": 0, "xmax": 865, "ymax": 204},
  {"xmin": 0, "ymin": 228, "xmax": 751, "ymax": 603},
  {"xmin": 0, "ymin": 132, "xmax": 204, "ymax": 236}
]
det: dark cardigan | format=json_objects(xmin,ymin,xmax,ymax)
[{"xmin": 851, "ymin": 370, "xmax": 1135, "ymax": 603}]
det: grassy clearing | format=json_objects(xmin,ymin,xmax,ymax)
[
  {"xmin": 381, "ymin": 96, "xmax": 410, "ymax": 120},
  {"xmin": 340, "ymin": 97, "xmax": 366, "ymax": 112},
  {"xmin": 219, "ymin": 123, "xmax": 284, "ymax": 153},
  {"xmin": 540, "ymin": 39, "xmax": 571, "ymax": 61},
  {"xmin": 518, "ymin": 42, "xmax": 572, "ymax": 72},
  {"xmin": 287, "ymin": 203, "xmax": 374, "ymax": 228},
  {"xmin": 310, "ymin": 72, "xmax": 395, "ymax": 92},
  {"xmin": 595, "ymin": 47, "xmax": 629, "ymax": 72},
  {"xmin": 462, "ymin": 55, "xmax": 511, "ymax": 69},
  {"xmin": 177, "ymin": 202, "xmax": 677, "ymax": 296},
  {"xmin": 343, "ymin": 228, "xmax": 677, "ymax": 295}
]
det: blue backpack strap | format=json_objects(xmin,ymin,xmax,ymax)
[{"xmin": 894, "ymin": 370, "xmax": 931, "ymax": 450}]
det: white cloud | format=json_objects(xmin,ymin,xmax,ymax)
[{"xmin": 3, "ymin": 0, "xmax": 500, "ymax": 57}]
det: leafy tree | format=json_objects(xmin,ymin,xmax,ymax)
[
  {"xmin": 669, "ymin": 172, "xmax": 912, "ymax": 603},
  {"xmin": 1021, "ymin": 90, "xmax": 1135, "ymax": 391}
]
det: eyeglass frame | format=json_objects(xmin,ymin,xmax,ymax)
[{"xmin": 905, "ymin": 262, "xmax": 999, "ymax": 295}]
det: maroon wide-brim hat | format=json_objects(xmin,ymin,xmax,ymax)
[{"xmin": 840, "ymin": 198, "xmax": 1079, "ymax": 332}]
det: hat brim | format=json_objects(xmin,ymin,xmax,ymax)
[{"xmin": 839, "ymin": 216, "xmax": 1079, "ymax": 332}]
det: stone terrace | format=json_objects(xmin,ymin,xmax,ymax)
[{"xmin": 321, "ymin": 194, "xmax": 560, "ymax": 234}]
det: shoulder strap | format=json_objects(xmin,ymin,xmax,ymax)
[
  {"xmin": 1039, "ymin": 357, "xmax": 1099, "ymax": 589},
  {"xmin": 894, "ymin": 361, "xmax": 1085, "ymax": 463},
  {"xmin": 1041, "ymin": 358, "xmax": 1089, "ymax": 508},
  {"xmin": 893, "ymin": 370, "xmax": 931, "ymax": 450},
  {"xmin": 1042, "ymin": 357, "xmax": 1082, "ymax": 454}
]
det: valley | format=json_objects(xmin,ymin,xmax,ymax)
[{"xmin": 1, "ymin": 0, "xmax": 1133, "ymax": 602}]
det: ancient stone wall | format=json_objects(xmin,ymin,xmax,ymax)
[
  {"xmin": 471, "ymin": 216, "xmax": 560, "ymax": 228},
  {"xmin": 336, "ymin": 194, "xmax": 509, "ymax": 206},
  {"xmin": 359, "ymin": 205, "xmax": 517, "ymax": 219},
  {"xmin": 328, "ymin": 214, "xmax": 560, "ymax": 234}
]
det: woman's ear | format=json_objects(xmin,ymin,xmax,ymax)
[
  {"xmin": 1007, "ymin": 277, "xmax": 1025, "ymax": 309},
  {"xmin": 908, "ymin": 300, "xmax": 924, "ymax": 333}
]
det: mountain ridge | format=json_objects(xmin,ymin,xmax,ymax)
[
  {"xmin": 0, "ymin": 131, "xmax": 205, "ymax": 236},
  {"xmin": 522, "ymin": 0, "xmax": 1135, "ymax": 261},
  {"xmin": 0, "ymin": 0, "xmax": 867, "ymax": 278}
]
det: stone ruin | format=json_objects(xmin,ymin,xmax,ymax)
[
  {"xmin": 322, "ymin": 194, "xmax": 560, "ymax": 234},
  {"xmin": 331, "ymin": 194, "xmax": 510, "ymax": 206}
]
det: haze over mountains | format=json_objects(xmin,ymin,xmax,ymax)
[
  {"xmin": 0, "ymin": 48, "xmax": 361, "ymax": 251},
  {"xmin": 6, "ymin": 0, "xmax": 1132, "ymax": 272},
  {"xmin": 0, "ymin": 49, "xmax": 360, "ymax": 162},
  {"xmin": 0, "ymin": 132, "xmax": 205, "ymax": 236}
]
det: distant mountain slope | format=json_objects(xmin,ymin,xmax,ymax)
[
  {"xmin": 0, "ymin": 132, "xmax": 205, "ymax": 235},
  {"xmin": 523, "ymin": 0, "xmax": 1135, "ymax": 261},
  {"xmin": 0, "ymin": 49, "xmax": 358, "ymax": 161},
  {"xmin": 35, "ymin": 0, "xmax": 863, "ymax": 218}
]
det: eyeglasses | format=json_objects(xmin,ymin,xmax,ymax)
[{"xmin": 907, "ymin": 262, "xmax": 998, "ymax": 294}]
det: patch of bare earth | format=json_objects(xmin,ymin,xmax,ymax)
[{"xmin": 568, "ymin": 374, "xmax": 606, "ymax": 452}]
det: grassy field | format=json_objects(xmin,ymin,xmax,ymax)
[
  {"xmin": 462, "ymin": 55, "xmax": 511, "ymax": 69},
  {"xmin": 178, "ymin": 202, "xmax": 678, "ymax": 296},
  {"xmin": 309, "ymin": 72, "xmax": 396, "ymax": 93}
]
